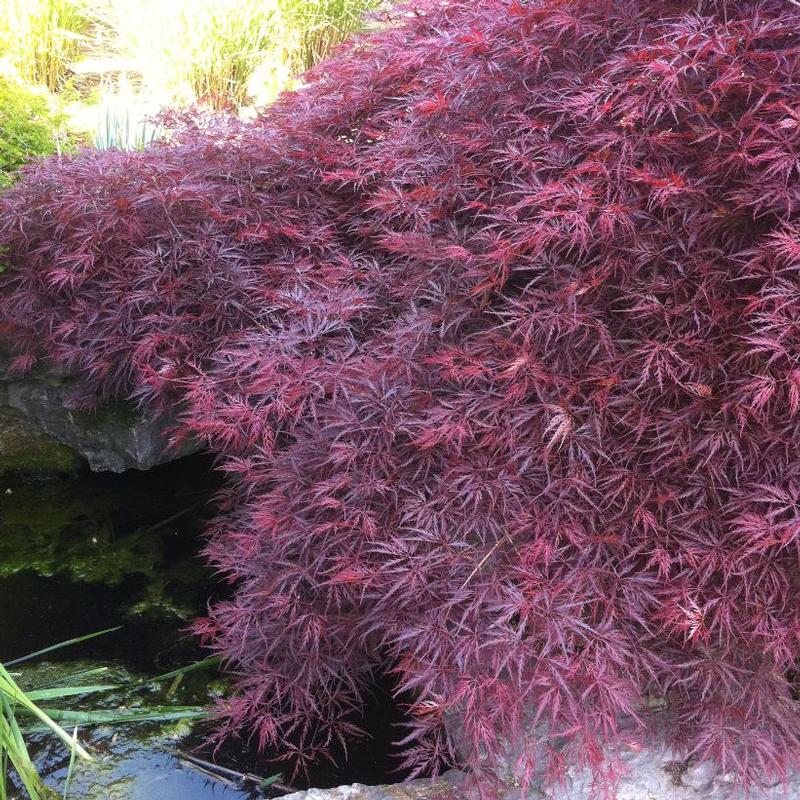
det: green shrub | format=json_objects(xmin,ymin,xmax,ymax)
[{"xmin": 0, "ymin": 81, "xmax": 68, "ymax": 188}]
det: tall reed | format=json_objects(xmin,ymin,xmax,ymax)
[
  {"xmin": 92, "ymin": 0, "xmax": 285, "ymax": 110},
  {"xmin": 0, "ymin": 0, "xmax": 383, "ymax": 110},
  {"xmin": 283, "ymin": 0, "xmax": 383, "ymax": 71},
  {"xmin": 92, "ymin": 0, "xmax": 383, "ymax": 109},
  {"xmin": 0, "ymin": 0, "xmax": 94, "ymax": 92}
]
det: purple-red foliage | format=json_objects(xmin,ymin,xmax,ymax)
[{"xmin": 3, "ymin": 0, "xmax": 800, "ymax": 792}]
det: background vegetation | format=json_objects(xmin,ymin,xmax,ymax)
[
  {"xmin": 0, "ymin": 80, "xmax": 72, "ymax": 187},
  {"xmin": 0, "ymin": 0, "xmax": 93, "ymax": 93},
  {"xmin": 0, "ymin": 0, "xmax": 384, "ymax": 163}
]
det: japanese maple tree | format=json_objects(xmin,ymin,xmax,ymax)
[{"xmin": 3, "ymin": 0, "xmax": 800, "ymax": 793}]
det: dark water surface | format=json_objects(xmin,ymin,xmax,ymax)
[{"xmin": 0, "ymin": 455, "xmax": 410, "ymax": 799}]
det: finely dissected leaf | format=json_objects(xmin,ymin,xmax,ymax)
[{"xmin": 3, "ymin": 0, "xmax": 800, "ymax": 795}]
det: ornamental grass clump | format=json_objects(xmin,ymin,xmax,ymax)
[{"xmin": 2, "ymin": 0, "xmax": 800, "ymax": 794}]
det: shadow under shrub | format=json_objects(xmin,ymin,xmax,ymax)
[{"xmin": 2, "ymin": 0, "xmax": 800, "ymax": 795}]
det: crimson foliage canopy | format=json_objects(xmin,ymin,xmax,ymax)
[{"xmin": 3, "ymin": 0, "xmax": 800, "ymax": 791}]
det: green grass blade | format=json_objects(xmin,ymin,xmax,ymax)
[
  {"xmin": 5, "ymin": 627, "xmax": 122, "ymax": 667},
  {"xmin": 62, "ymin": 728, "xmax": 78, "ymax": 800},
  {"xmin": 25, "ymin": 685, "xmax": 119, "ymax": 702},
  {"xmin": 1, "ymin": 693, "xmax": 45, "ymax": 800},
  {"xmin": 0, "ymin": 666, "xmax": 91, "ymax": 761},
  {"xmin": 35, "ymin": 667, "xmax": 111, "ymax": 690},
  {"xmin": 29, "ymin": 706, "xmax": 208, "ymax": 727},
  {"xmin": 0, "ymin": 719, "xmax": 6, "ymax": 800},
  {"xmin": 134, "ymin": 655, "xmax": 221, "ymax": 686}
]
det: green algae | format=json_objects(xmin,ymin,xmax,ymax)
[
  {"xmin": 0, "ymin": 435, "xmax": 81, "ymax": 475},
  {"xmin": 0, "ymin": 474, "xmax": 212, "ymax": 621},
  {"xmin": 0, "ymin": 481, "xmax": 159, "ymax": 585}
]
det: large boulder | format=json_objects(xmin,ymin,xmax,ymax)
[
  {"xmin": 284, "ymin": 758, "xmax": 800, "ymax": 800},
  {"xmin": 0, "ymin": 356, "xmax": 199, "ymax": 473}
]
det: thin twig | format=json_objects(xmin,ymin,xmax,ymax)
[
  {"xmin": 165, "ymin": 748, "xmax": 297, "ymax": 794},
  {"xmin": 141, "ymin": 502, "xmax": 204, "ymax": 534},
  {"xmin": 461, "ymin": 534, "xmax": 511, "ymax": 589},
  {"xmin": 182, "ymin": 760, "xmax": 239, "ymax": 787}
]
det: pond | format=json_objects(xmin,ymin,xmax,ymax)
[{"xmin": 0, "ymin": 455, "xmax": 410, "ymax": 800}]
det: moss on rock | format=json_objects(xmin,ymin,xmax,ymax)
[
  {"xmin": 0, "ymin": 408, "xmax": 82, "ymax": 476},
  {"xmin": 70, "ymin": 399, "xmax": 143, "ymax": 433}
]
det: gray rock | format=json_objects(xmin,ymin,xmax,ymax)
[
  {"xmin": 0, "ymin": 356, "xmax": 200, "ymax": 472},
  {"xmin": 535, "ymin": 737, "xmax": 794, "ymax": 800},
  {"xmin": 283, "ymin": 746, "xmax": 800, "ymax": 800},
  {"xmin": 681, "ymin": 760, "xmax": 719, "ymax": 791}
]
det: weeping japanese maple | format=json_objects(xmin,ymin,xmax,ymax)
[{"xmin": 3, "ymin": 0, "xmax": 800, "ymax": 793}]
